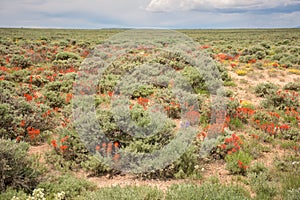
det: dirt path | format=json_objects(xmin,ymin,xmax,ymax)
[
  {"xmin": 75, "ymin": 171, "xmax": 193, "ymax": 191},
  {"xmin": 28, "ymin": 142, "xmax": 52, "ymax": 163}
]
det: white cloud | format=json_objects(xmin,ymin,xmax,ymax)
[
  {"xmin": 146, "ymin": 0, "xmax": 300, "ymax": 12},
  {"xmin": 0, "ymin": 0, "xmax": 299, "ymax": 28}
]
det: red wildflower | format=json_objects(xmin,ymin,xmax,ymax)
[
  {"xmin": 65, "ymin": 93, "xmax": 73, "ymax": 103},
  {"xmin": 238, "ymin": 160, "xmax": 243, "ymax": 168},
  {"xmin": 114, "ymin": 141, "xmax": 120, "ymax": 148},
  {"xmin": 60, "ymin": 145, "xmax": 68, "ymax": 151},
  {"xmin": 251, "ymin": 134, "xmax": 259, "ymax": 139},
  {"xmin": 292, "ymin": 146, "xmax": 298, "ymax": 151},
  {"xmin": 20, "ymin": 120, "xmax": 26, "ymax": 127},
  {"xmin": 27, "ymin": 127, "xmax": 40, "ymax": 140},
  {"xmin": 231, "ymin": 63, "xmax": 237, "ymax": 67},
  {"xmin": 95, "ymin": 145, "xmax": 101, "ymax": 151},
  {"xmin": 60, "ymin": 135, "xmax": 69, "ymax": 143},
  {"xmin": 201, "ymin": 45, "xmax": 210, "ymax": 49},
  {"xmin": 232, "ymin": 133, "xmax": 239, "ymax": 140},
  {"xmin": 234, "ymin": 142, "xmax": 239, "ymax": 147},
  {"xmin": 51, "ymin": 140, "xmax": 57, "ymax": 148},
  {"xmin": 137, "ymin": 97, "xmax": 149, "ymax": 108},
  {"xmin": 107, "ymin": 91, "xmax": 114, "ymax": 97},
  {"xmin": 248, "ymin": 59, "xmax": 256, "ymax": 64},
  {"xmin": 24, "ymin": 93, "xmax": 33, "ymax": 101},
  {"xmin": 225, "ymin": 138, "xmax": 232, "ymax": 143},
  {"xmin": 221, "ymin": 144, "xmax": 227, "ymax": 150}
]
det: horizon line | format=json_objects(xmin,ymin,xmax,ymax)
[{"xmin": 0, "ymin": 26, "xmax": 299, "ymax": 30}]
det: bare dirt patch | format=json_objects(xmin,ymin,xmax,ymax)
[{"xmin": 74, "ymin": 170, "xmax": 192, "ymax": 191}]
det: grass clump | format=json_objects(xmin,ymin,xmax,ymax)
[
  {"xmin": 75, "ymin": 185, "xmax": 164, "ymax": 200},
  {"xmin": 165, "ymin": 183, "xmax": 251, "ymax": 200}
]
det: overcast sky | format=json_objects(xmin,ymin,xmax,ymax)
[{"xmin": 0, "ymin": 0, "xmax": 299, "ymax": 29}]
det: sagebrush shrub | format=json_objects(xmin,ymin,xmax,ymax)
[
  {"xmin": 284, "ymin": 82, "xmax": 300, "ymax": 91},
  {"xmin": 0, "ymin": 140, "xmax": 40, "ymax": 192},
  {"xmin": 254, "ymin": 82, "xmax": 278, "ymax": 97},
  {"xmin": 55, "ymin": 52, "xmax": 81, "ymax": 61},
  {"xmin": 10, "ymin": 55, "xmax": 32, "ymax": 68},
  {"xmin": 261, "ymin": 90, "xmax": 299, "ymax": 110}
]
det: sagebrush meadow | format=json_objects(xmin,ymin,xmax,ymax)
[{"xmin": 0, "ymin": 28, "xmax": 299, "ymax": 200}]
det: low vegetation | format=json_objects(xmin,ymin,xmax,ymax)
[{"xmin": 0, "ymin": 28, "xmax": 299, "ymax": 199}]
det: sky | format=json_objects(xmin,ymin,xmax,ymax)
[{"xmin": 0, "ymin": 0, "xmax": 300, "ymax": 29}]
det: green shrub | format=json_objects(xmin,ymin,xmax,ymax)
[
  {"xmin": 275, "ymin": 155, "xmax": 300, "ymax": 173},
  {"xmin": 249, "ymin": 162, "xmax": 268, "ymax": 175},
  {"xmin": 225, "ymin": 151, "xmax": 252, "ymax": 175},
  {"xmin": 153, "ymin": 88, "xmax": 182, "ymax": 119},
  {"xmin": 52, "ymin": 59, "xmax": 81, "ymax": 71},
  {"xmin": 75, "ymin": 185, "xmax": 163, "ymax": 200},
  {"xmin": 224, "ymin": 89, "xmax": 234, "ymax": 97},
  {"xmin": 97, "ymin": 100, "xmax": 175, "ymax": 153},
  {"xmin": 43, "ymin": 90, "xmax": 65, "ymax": 108},
  {"xmin": 279, "ymin": 127, "xmax": 300, "ymax": 141},
  {"xmin": 0, "ymin": 80, "xmax": 55, "ymax": 141},
  {"xmin": 255, "ymin": 51, "xmax": 266, "ymax": 59},
  {"xmin": 55, "ymin": 52, "xmax": 81, "ymax": 61},
  {"xmin": 225, "ymin": 98, "xmax": 240, "ymax": 117},
  {"xmin": 139, "ymin": 143, "xmax": 202, "ymax": 179},
  {"xmin": 165, "ymin": 183, "xmax": 251, "ymax": 200},
  {"xmin": 132, "ymin": 85, "xmax": 155, "ymax": 98},
  {"xmin": 248, "ymin": 172, "xmax": 278, "ymax": 200},
  {"xmin": 9, "ymin": 69, "xmax": 31, "ymax": 82},
  {"xmin": 261, "ymin": 90, "xmax": 299, "ymax": 110},
  {"xmin": 229, "ymin": 118, "xmax": 244, "ymax": 130},
  {"xmin": 285, "ymin": 188, "xmax": 300, "ymax": 200},
  {"xmin": 238, "ymin": 55, "xmax": 255, "ymax": 63},
  {"xmin": 243, "ymin": 137, "xmax": 269, "ymax": 159},
  {"xmin": 38, "ymin": 174, "xmax": 96, "ymax": 199},
  {"xmin": 46, "ymin": 128, "xmax": 90, "ymax": 171},
  {"xmin": 181, "ymin": 66, "xmax": 207, "ymax": 94},
  {"xmin": 10, "ymin": 55, "xmax": 32, "ymax": 68},
  {"xmin": 98, "ymin": 74, "xmax": 120, "ymax": 93},
  {"xmin": 260, "ymin": 42, "xmax": 271, "ymax": 49},
  {"xmin": 254, "ymin": 82, "xmax": 278, "ymax": 97},
  {"xmin": 0, "ymin": 188, "xmax": 28, "ymax": 200},
  {"xmin": 81, "ymin": 155, "xmax": 113, "ymax": 177},
  {"xmin": 0, "ymin": 140, "xmax": 41, "ymax": 192},
  {"xmin": 251, "ymin": 109, "xmax": 279, "ymax": 126},
  {"xmin": 44, "ymin": 80, "xmax": 73, "ymax": 93},
  {"xmin": 279, "ymin": 158, "xmax": 300, "ymax": 198},
  {"xmin": 284, "ymin": 82, "xmax": 300, "ymax": 91}
]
